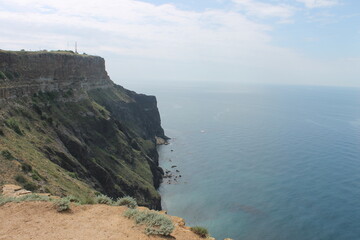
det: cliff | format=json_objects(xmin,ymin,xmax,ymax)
[
  {"xmin": 0, "ymin": 50, "xmax": 112, "ymax": 99},
  {"xmin": 0, "ymin": 50, "xmax": 167, "ymax": 209}
]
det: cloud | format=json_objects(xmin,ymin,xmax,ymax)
[
  {"xmin": 0, "ymin": 0, "xmax": 272, "ymax": 61},
  {"xmin": 297, "ymin": 0, "xmax": 339, "ymax": 8},
  {"xmin": 0, "ymin": 0, "xmax": 358, "ymax": 86},
  {"xmin": 231, "ymin": 0, "xmax": 295, "ymax": 19}
]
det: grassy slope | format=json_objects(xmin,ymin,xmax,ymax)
[{"xmin": 0, "ymin": 88, "xmax": 161, "ymax": 207}]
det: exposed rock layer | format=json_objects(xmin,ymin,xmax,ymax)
[{"xmin": 0, "ymin": 50, "xmax": 112, "ymax": 99}]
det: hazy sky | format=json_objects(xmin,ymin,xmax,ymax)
[{"xmin": 0, "ymin": 0, "xmax": 359, "ymax": 86}]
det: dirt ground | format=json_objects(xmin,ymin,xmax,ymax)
[{"xmin": 0, "ymin": 201, "xmax": 206, "ymax": 240}]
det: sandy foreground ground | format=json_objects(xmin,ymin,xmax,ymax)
[{"xmin": 0, "ymin": 201, "xmax": 206, "ymax": 240}]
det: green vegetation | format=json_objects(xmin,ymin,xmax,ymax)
[
  {"xmin": 0, "ymin": 194, "xmax": 50, "ymax": 206},
  {"xmin": 114, "ymin": 196, "xmax": 137, "ymax": 209},
  {"xmin": 14, "ymin": 174, "xmax": 26, "ymax": 184},
  {"xmin": 0, "ymin": 70, "xmax": 17, "ymax": 80},
  {"xmin": 123, "ymin": 208, "xmax": 174, "ymax": 236},
  {"xmin": 1, "ymin": 150, "xmax": 14, "ymax": 160},
  {"xmin": 94, "ymin": 194, "xmax": 113, "ymax": 205},
  {"xmin": 5, "ymin": 118, "xmax": 24, "ymax": 135},
  {"xmin": 21, "ymin": 163, "xmax": 32, "ymax": 173},
  {"xmin": 0, "ymin": 193, "xmax": 70, "ymax": 212},
  {"xmin": 0, "ymin": 71, "xmax": 6, "ymax": 80},
  {"xmin": 14, "ymin": 174, "xmax": 38, "ymax": 191},
  {"xmin": 54, "ymin": 198, "xmax": 71, "ymax": 212},
  {"xmin": 18, "ymin": 194, "xmax": 51, "ymax": 202},
  {"xmin": 190, "ymin": 226, "xmax": 209, "ymax": 238},
  {"xmin": 30, "ymin": 170, "xmax": 43, "ymax": 181},
  {"xmin": 0, "ymin": 192, "xmax": 138, "ymax": 214},
  {"xmin": 0, "ymin": 80, "xmax": 162, "ymax": 208},
  {"xmin": 64, "ymin": 195, "xmax": 81, "ymax": 203}
]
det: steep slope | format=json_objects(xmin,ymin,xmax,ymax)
[{"xmin": 0, "ymin": 50, "xmax": 166, "ymax": 209}]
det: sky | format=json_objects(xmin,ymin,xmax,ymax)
[{"xmin": 0, "ymin": 0, "xmax": 359, "ymax": 87}]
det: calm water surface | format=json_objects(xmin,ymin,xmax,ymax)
[{"xmin": 126, "ymin": 82, "xmax": 360, "ymax": 240}]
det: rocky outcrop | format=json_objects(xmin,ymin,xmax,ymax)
[
  {"xmin": 0, "ymin": 50, "xmax": 166, "ymax": 209},
  {"xmin": 0, "ymin": 50, "xmax": 113, "ymax": 99}
]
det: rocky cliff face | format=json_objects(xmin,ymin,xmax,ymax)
[
  {"xmin": 0, "ymin": 50, "xmax": 166, "ymax": 209},
  {"xmin": 0, "ymin": 50, "xmax": 112, "ymax": 99}
]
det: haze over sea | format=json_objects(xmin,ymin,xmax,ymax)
[{"xmin": 125, "ymin": 82, "xmax": 360, "ymax": 240}]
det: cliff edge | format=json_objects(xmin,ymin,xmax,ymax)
[{"xmin": 0, "ymin": 50, "xmax": 166, "ymax": 209}]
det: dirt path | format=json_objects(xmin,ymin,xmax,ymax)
[{"xmin": 0, "ymin": 202, "xmax": 205, "ymax": 240}]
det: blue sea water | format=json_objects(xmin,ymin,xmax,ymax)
[{"xmin": 126, "ymin": 82, "xmax": 360, "ymax": 240}]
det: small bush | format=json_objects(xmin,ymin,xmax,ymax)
[
  {"xmin": 46, "ymin": 117, "xmax": 53, "ymax": 125},
  {"xmin": 14, "ymin": 175, "xmax": 38, "ymax": 191},
  {"xmin": 94, "ymin": 194, "xmax": 113, "ymax": 205},
  {"xmin": 68, "ymin": 172, "xmax": 78, "ymax": 179},
  {"xmin": 18, "ymin": 194, "xmax": 50, "ymax": 202},
  {"xmin": 0, "ymin": 194, "xmax": 50, "ymax": 206},
  {"xmin": 23, "ymin": 182, "xmax": 38, "ymax": 191},
  {"xmin": 5, "ymin": 118, "xmax": 23, "ymax": 135},
  {"xmin": 123, "ymin": 209, "xmax": 174, "ymax": 236},
  {"xmin": 123, "ymin": 208, "xmax": 139, "ymax": 218},
  {"xmin": 80, "ymin": 195, "xmax": 95, "ymax": 205},
  {"xmin": 191, "ymin": 226, "xmax": 209, "ymax": 238},
  {"xmin": 31, "ymin": 171, "xmax": 41, "ymax": 181},
  {"xmin": 32, "ymin": 103, "xmax": 42, "ymax": 115},
  {"xmin": 114, "ymin": 196, "xmax": 137, "ymax": 209},
  {"xmin": 1, "ymin": 150, "xmax": 14, "ymax": 160},
  {"xmin": 54, "ymin": 198, "xmax": 71, "ymax": 212},
  {"xmin": 65, "ymin": 195, "xmax": 80, "ymax": 203},
  {"xmin": 4, "ymin": 71, "xmax": 14, "ymax": 80},
  {"xmin": 15, "ymin": 174, "xmax": 27, "ymax": 184},
  {"xmin": 63, "ymin": 89, "xmax": 74, "ymax": 98},
  {"xmin": 21, "ymin": 163, "xmax": 32, "ymax": 173},
  {"xmin": 0, "ymin": 71, "xmax": 6, "ymax": 80}
]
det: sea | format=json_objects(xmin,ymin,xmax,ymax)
[{"xmin": 123, "ymin": 81, "xmax": 360, "ymax": 240}]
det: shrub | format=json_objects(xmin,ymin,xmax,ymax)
[
  {"xmin": 144, "ymin": 213, "xmax": 174, "ymax": 236},
  {"xmin": 31, "ymin": 171, "xmax": 41, "ymax": 181},
  {"xmin": 114, "ymin": 196, "xmax": 137, "ymax": 209},
  {"xmin": 1, "ymin": 150, "xmax": 14, "ymax": 160},
  {"xmin": 32, "ymin": 103, "xmax": 42, "ymax": 115},
  {"xmin": 14, "ymin": 175, "xmax": 38, "ymax": 191},
  {"xmin": 80, "ymin": 195, "xmax": 95, "ymax": 205},
  {"xmin": 191, "ymin": 226, "xmax": 209, "ymax": 238},
  {"xmin": 0, "ymin": 71, "xmax": 6, "ymax": 80},
  {"xmin": 123, "ymin": 209, "xmax": 174, "ymax": 236},
  {"xmin": 4, "ymin": 71, "xmax": 14, "ymax": 80},
  {"xmin": 123, "ymin": 208, "xmax": 139, "ymax": 218},
  {"xmin": 65, "ymin": 195, "xmax": 80, "ymax": 203},
  {"xmin": 0, "ymin": 194, "xmax": 50, "ymax": 206},
  {"xmin": 94, "ymin": 194, "xmax": 113, "ymax": 205},
  {"xmin": 23, "ymin": 182, "xmax": 38, "ymax": 191},
  {"xmin": 54, "ymin": 198, "xmax": 71, "ymax": 212},
  {"xmin": 21, "ymin": 163, "xmax": 32, "ymax": 173},
  {"xmin": 15, "ymin": 174, "xmax": 27, "ymax": 184},
  {"xmin": 18, "ymin": 194, "xmax": 50, "ymax": 202},
  {"xmin": 5, "ymin": 118, "xmax": 23, "ymax": 135}
]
